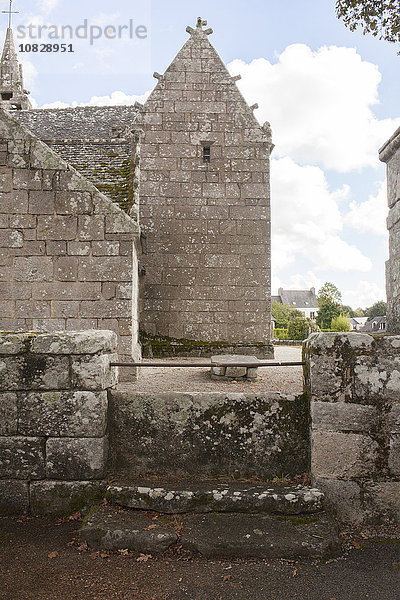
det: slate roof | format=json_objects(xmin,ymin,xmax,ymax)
[
  {"xmin": 274, "ymin": 289, "xmax": 318, "ymax": 309},
  {"xmin": 13, "ymin": 106, "xmax": 139, "ymax": 211},
  {"xmin": 14, "ymin": 105, "xmax": 138, "ymax": 140},
  {"xmin": 361, "ymin": 316, "xmax": 387, "ymax": 332}
]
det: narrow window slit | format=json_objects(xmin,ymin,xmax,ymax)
[{"xmin": 203, "ymin": 146, "xmax": 211, "ymax": 163}]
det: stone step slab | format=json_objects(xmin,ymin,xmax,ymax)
[
  {"xmin": 79, "ymin": 506, "xmax": 341, "ymax": 560},
  {"xmin": 106, "ymin": 482, "xmax": 324, "ymax": 515},
  {"xmin": 80, "ymin": 506, "xmax": 178, "ymax": 553},
  {"xmin": 181, "ymin": 512, "xmax": 341, "ymax": 560}
]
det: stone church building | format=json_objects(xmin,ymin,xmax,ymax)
[{"xmin": 0, "ymin": 18, "xmax": 273, "ymax": 362}]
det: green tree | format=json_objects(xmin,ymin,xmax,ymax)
[
  {"xmin": 331, "ymin": 313, "xmax": 351, "ymax": 332},
  {"xmin": 316, "ymin": 300, "xmax": 341, "ymax": 329},
  {"xmin": 271, "ymin": 301, "xmax": 303, "ymax": 329},
  {"xmin": 336, "ymin": 1, "xmax": 400, "ymax": 49},
  {"xmin": 341, "ymin": 304, "xmax": 355, "ymax": 318},
  {"xmin": 288, "ymin": 316, "xmax": 311, "ymax": 341},
  {"xmin": 316, "ymin": 282, "xmax": 342, "ymax": 329},
  {"xmin": 366, "ymin": 300, "xmax": 387, "ymax": 318},
  {"xmin": 318, "ymin": 282, "xmax": 342, "ymax": 305},
  {"xmin": 354, "ymin": 307, "xmax": 366, "ymax": 317}
]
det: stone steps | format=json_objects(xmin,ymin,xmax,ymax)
[
  {"xmin": 106, "ymin": 481, "xmax": 324, "ymax": 515},
  {"xmin": 79, "ymin": 480, "xmax": 341, "ymax": 559},
  {"xmin": 79, "ymin": 506, "xmax": 341, "ymax": 560}
]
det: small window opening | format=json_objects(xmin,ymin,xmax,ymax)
[
  {"xmin": 203, "ymin": 146, "xmax": 211, "ymax": 163},
  {"xmin": 1, "ymin": 92, "xmax": 13, "ymax": 100}
]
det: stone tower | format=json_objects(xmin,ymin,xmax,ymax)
[
  {"xmin": 136, "ymin": 18, "xmax": 273, "ymax": 356},
  {"xmin": 380, "ymin": 126, "xmax": 400, "ymax": 332},
  {"xmin": 0, "ymin": 27, "xmax": 31, "ymax": 110}
]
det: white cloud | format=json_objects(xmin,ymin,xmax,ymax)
[
  {"xmin": 344, "ymin": 180, "xmax": 388, "ymax": 236},
  {"xmin": 272, "ymin": 271, "xmax": 322, "ymax": 295},
  {"xmin": 271, "ymin": 156, "xmax": 372, "ymax": 274},
  {"xmin": 37, "ymin": 0, "xmax": 60, "ymax": 14},
  {"xmin": 20, "ymin": 58, "xmax": 38, "ymax": 92},
  {"xmin": 228, "ymin": 44, "xmax": 400, "ymax": 172},
  {"xmin": 343, "ymin": 280, "xmax": 386, "ymax": 308},
  {"xmin": 40, "ymin": 90, "xmax": 150, "ymax": 109}
]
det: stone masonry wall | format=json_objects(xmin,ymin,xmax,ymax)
[
  {"xmin": 380, "ymin": 126, "xmax": 400, "ymax": 333},
  {"xmin": 0, "ymin": 330, "xmax": 118, "ymax": 516},
  {"xmin": 135, "ymin": 20, "xmax": 273, "ymax": 355},
  {"xmin": 304, "ymin": 332, "xmax": 400, "ymax": 524},
  {"xmin": 109, "ymin": 389, "xmax": 309, "ymax": 479},
  {"xmin": 0, "ymin": 109, "xmax": 140, "ymax": 371}
]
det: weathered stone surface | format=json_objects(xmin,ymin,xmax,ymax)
[
  {"xmin": 137, "ymin": 20, "xmax": 272, "ymax": 350},
  {"xmin": 380, "ymin": 128, "xmax": 400, "ymax": 333},
  {"xmin": 311, "ymin": 431, "xmax": 378, "ymax": 479},
  {"xmin": 311, "ymin": 402, "xmax": 378, "ymax": 432},
  {"xmin": 30, "ymin": 330, "xmax": 117, "ymax": 355},
  {"xmin": 107, "ymin": 482, "xmax": 324, "ymax": 515},
  {"xmin": 0, "ymin": 480, "xmax": 29, "ymax": 515},
  {"xmin": 46, "ymin": 437, "xmax": 108, "ymax": 480},
  {"xmin": 18, "ymin": 391, "xmax": 108, "ymax": 437},
  {"xmin": 109, "ymin": 389, "xmax": 309, "ymax": 478},
  {"xmin": 0, "ymin": 105, "xmax": 140, "ymax": 374},
  {"xmin": 313, "ymin": 477, "xmax": 364, "ymax": 524},
  {"xmin": 389, "ymin": 404, "xmax": 400, "ymax": 433},
  {"xmin": 364, "ymin": 481, "xmax": 400, "ymax": 524},
  {"xmin": 30, "ymin": 480, "xmax": 107, "ymax": 516},
  {"xmin": 0, "ymin": 355, "xmax": 70, "ymax": 391},
  {"xmin": 71, "ymin": 353, "xmax": 118, "ymax": 391},
  {"xmin": 388, "ymin": 434, "xmax": 400, "ymax": 475},
  {"xmin": 0, "ymin": 393, "xmax": 18, "ymax": 434},
  {"xmin": 181, "ymin": 512, "xmax": 341, "ymax": 559},
  {"xmin": 0, "ymin": 333, "xmax": 30, "ymax": 355},
  {"xmin": 80, "ymin": 506, "xmax": 178, "ymax": 552},
  {"xmin": 0, "ymin": 436, "xmax": 45, "ymax": 479}
]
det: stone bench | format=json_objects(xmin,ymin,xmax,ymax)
[{"xmin": 210, "ymin": 355, "xmax": 260, "ymax": 381}]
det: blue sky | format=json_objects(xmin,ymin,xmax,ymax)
[{"xmin": 3, "ymin": 0, "xmax": 400, "ymax": 308}]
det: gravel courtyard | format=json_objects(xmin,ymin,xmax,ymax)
[{"xmin": 126, "ymin": 346, "xmax": 303, "ymax": 395}]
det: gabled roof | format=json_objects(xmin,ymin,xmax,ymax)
[
  {"xmin": 135, "ymin": 17, "xmax": 272, "ymax": 146},
  {"xmin": 360, "ymin": 316, "xmax": 387, "ymax": 332},
  {"xmin": 277, "ymin": 289, "xmax": 318, "ymax": 309}
]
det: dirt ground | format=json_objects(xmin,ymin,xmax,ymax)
[
  {"xmin": 128, "ymin": 346, "xmax": 303, "ymax": 395},
  {"xmin": 1, "ymin": 515, "xmax": 400, "ymax": 600}
]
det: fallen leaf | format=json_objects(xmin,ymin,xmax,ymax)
[
  {"xmin": 48, "ymin": 551, "xmax": 58, "ymax": 559},
  {"xmin": 223, "ymin": 575, "xmax": 232, "ymax": 582},
  {"xmin": 137, "ymin": 553, "xmax": 152, "ymax": 562},
  {"xmin": 145, "ymin": 524, "xmax": 158, "ymax": 530},
  {"xmin": 292, "ymin": 569, "xmax": 297, "ymax": 577},
  {"xmin": 118, "ymin": 549, "xmax": 130, "ymax": 555},
  {"xmin": 352, "ymin": 541, "xmax": 362, "ymax": 549},
  {"xmin": 66, "ymin": 540, "xmax": 75, "ymax": 547},
  {"xmin": 100, "ymin": 552, "xmax": 110, "ymax": 558}
]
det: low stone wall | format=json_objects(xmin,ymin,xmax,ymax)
[
  {"xmin": 109, "ymin": 389, "xmax": 310, "ymax": 479},
  {"xmin": 0, "ymin": 330, "xmax": 118, "ymax": 515},
  {"xmin": 304, "ymin": 332, "xmax": 400, "ymax": 524}
]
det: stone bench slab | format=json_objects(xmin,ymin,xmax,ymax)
[{"xmin": 211, "ymin": 354, "xmax": 260, "ymax": 380}]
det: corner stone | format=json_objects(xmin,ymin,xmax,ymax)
[{"xmin": 46, "ymin": 437, "xmax": 108, "ymax": 480}]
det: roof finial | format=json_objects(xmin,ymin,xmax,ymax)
[
  {"xmin": 2, "ymin": 0, "xmax": 19, "ymax": 29},
  {"xmin": 186, "ymin": 17, "xmax": 213, "ymax": 36}
]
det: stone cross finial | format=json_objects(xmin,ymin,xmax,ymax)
[
  {"xmin": 2, "ymin": 0, "xmax": 18, "ymax": 28},
  {"xmin": 186, "ymin": 17, "xmax": 213, "ymax": 36}
]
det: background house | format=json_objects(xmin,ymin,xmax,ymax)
[
  {"xmin": 361, "ymin": 316, "xmax": 387, "ymax": 333},
  {"xmin": 272, "ymin": 288, "xmax": 319, "ymax": 320},
  {"xmin": 349, "ymin": 316, "xmax": 368, "ymax": 331}
]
